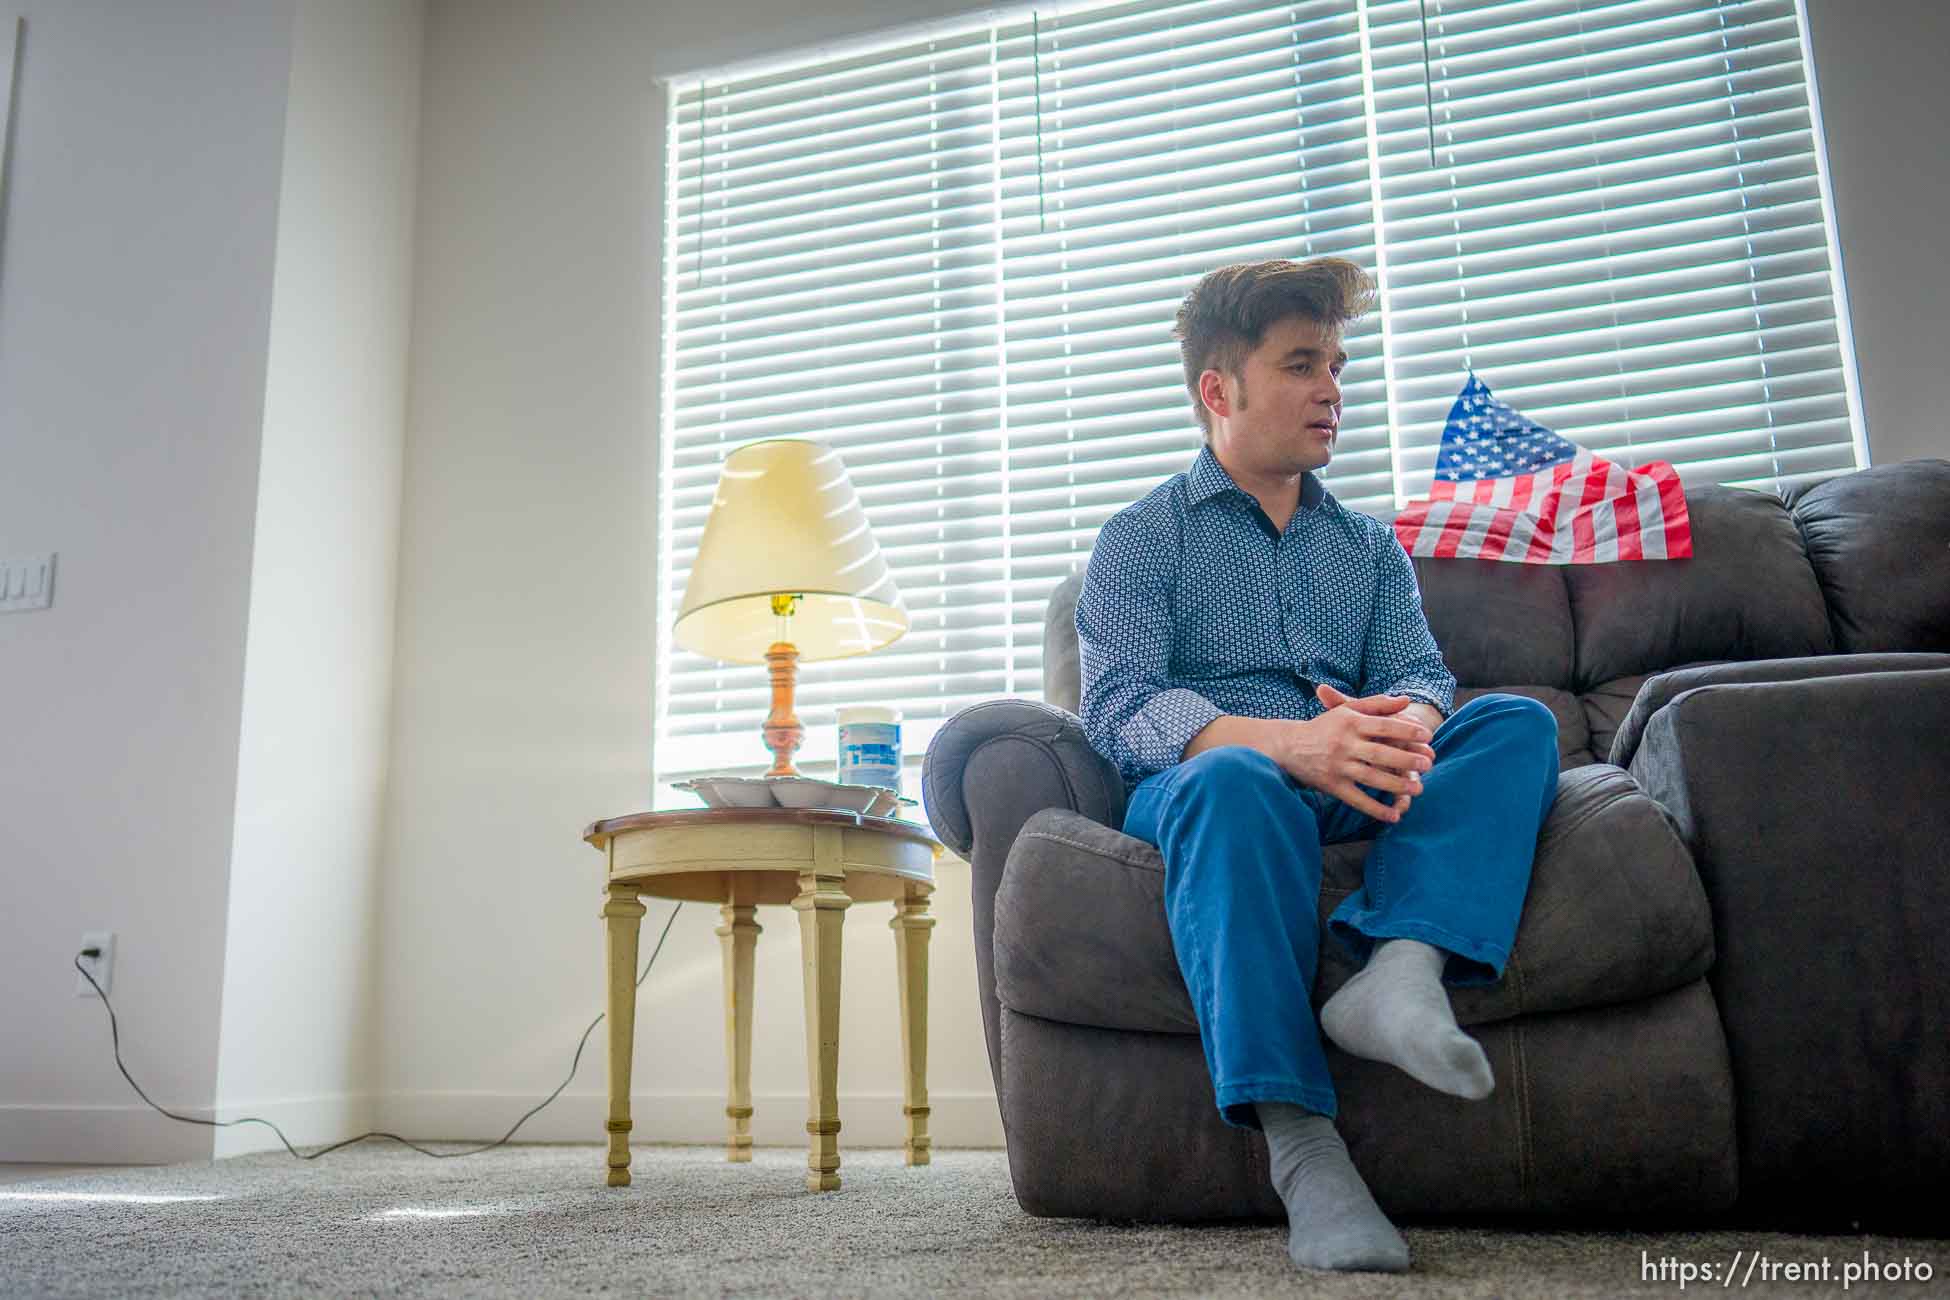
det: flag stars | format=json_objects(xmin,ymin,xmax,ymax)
[{"xmin": 1436, "ymin": 375, "xmax": 1578, "ymax": 483}]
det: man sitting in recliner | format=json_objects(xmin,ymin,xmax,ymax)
[{"xmin": 1075, "ymin": 256, "xmax": 1561, "ymax": 1275}]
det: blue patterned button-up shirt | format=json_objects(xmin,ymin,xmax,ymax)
[{"xmin": 1076, "ymin": 445, "xmax": 1458, "ymax": 789}]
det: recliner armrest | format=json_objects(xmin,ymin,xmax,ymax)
[
  {"xmin": 921, "ymin": 698, "xmax": 1128, "ymax": 1102},
  {"xmin": 922, "ymin": 698, "xmax": 1126, "ymax": 858},
  {"xmin": 1624, "ymin": 667, "xmax": 1950, "ymax": 1226},
  {"xmin": 1609, "ymin": 652, "xmax": 1950, "ymax": 769}
]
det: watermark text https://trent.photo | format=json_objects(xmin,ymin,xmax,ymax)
[{"xmin": 1643, "ymin": 1248, "xmax": 1936, "ymax": 1290}]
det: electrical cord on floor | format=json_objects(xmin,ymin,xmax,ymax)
[{"xmin": 69, "ymin": 900, "xmax": 684, "ymax": 1161}]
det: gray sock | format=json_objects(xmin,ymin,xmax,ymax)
[
  {"xmin": 1258, "ymin": 1103, "xmax": 1409, "ymax": 1273},
  {"xmin": 1320, "ymin": 938, "xmax": 1495, "ymax": 1100}
]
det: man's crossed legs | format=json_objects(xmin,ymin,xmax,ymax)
[{"xmin": 1121, "ymin": 693, "xmax": 1560, "ymax": 1273}]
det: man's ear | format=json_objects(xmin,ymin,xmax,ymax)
[{"xmin": 1198, "ymin": 368, "xmax": 1230, "ymax": 423}]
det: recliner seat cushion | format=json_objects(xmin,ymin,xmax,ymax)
[
  {"xmin": 998, "ymin": 979, "xmax": 1738, "ymax": 1222},
  {"xmin": 993, "ymin": 764, "xmax": 1711, "ymax": 1035}
]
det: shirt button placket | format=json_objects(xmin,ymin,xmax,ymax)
[
  {"xmin": 1281, "ymin": 532, "xmax": 1307, "ymax": 673},
  {"xmin": 1280, "ymin": 550, "xmax": 1297, "ymax": 644}
]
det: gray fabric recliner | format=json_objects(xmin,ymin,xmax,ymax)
[{"xmin": 922, "ymin": 457, "xmax": 1950, "ymax": 1232}]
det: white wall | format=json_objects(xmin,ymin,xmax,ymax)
[
  {"xmin": 0, "ymin": 0, "xmax": 294, "ymax": 1163},
  {"xmin": 0, "ymin": 0, "xmax": 419, "ymax": 1165},
  {"xmin": 1802, "ymin": 0, "xmax": 1950, "ymax": 466},
  {"xmin": 212, "ymin": 0, "xmax": 422, "ymax": 1158}
]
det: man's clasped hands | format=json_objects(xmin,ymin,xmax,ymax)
[{"xmin": 1263, "ymin": 683, "xmax": 1440, "ymax": 825}]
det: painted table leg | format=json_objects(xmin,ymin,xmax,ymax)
[
  {"xmin": 717, "ymin": 899, "xmax": 761, "ymax": 1163},
  {"xmin": 891, "ymin": 883, "xmax": 935, "ymax": 1166},
  {"xmin": 602, "ymin": 883, "xmax": 647, "ymax": 1187},
  {"xmin": 793, "ymin": 827, "xmax": 850, "ymax": 1191}
]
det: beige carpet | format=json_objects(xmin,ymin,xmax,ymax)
[{"xmin": 2, "ymin": 1144, "xmax": 1942, "ymax": 1298}]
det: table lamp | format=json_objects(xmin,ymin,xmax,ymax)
[{"xmin": 672, "ymin": 438, "xmax": 908, "ymax": 778}]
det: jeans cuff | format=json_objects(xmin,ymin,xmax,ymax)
[
  {"xmin": 1214, "ymin": 1079, "xmax": 1340, "ymax": 1130},
  {"xmin": 1328, "ymin": 916, "xmax": 1510, "ymax": 987}
]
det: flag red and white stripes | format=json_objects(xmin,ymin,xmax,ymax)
[{"xmin": 1393, "ymin": 449, "xmax": 1694, "ymax": 564}]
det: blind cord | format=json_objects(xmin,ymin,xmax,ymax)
[
  {"xmin": 68, "ymin": 901, "xmax": 684, "ymax": 1161},
  {"xmin": 1419, "ymin": 0, "xmax": 1439, "ymax": 168},
  {"xmin": 1032, "ymin": 10, "xmax": 1047, "ymax": 235},
  {"xmin": 696, "ymin": 82, "xmax": 708, "ymax": 291}
]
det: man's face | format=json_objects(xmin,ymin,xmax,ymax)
[{"xmin": 1204, "ymin": 315, "xmax": 1346, "ymax": 476}]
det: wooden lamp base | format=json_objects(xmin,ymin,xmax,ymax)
[{"xmin": 762, "ymin": 641, "xmax": 803, "ymax": 777}]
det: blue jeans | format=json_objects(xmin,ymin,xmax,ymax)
[{"xmin": 1121, "ymin": 693, "xmax": 1559, "ymax": 1129}]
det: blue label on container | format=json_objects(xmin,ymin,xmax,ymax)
[{"xmin": 838, "ymin": 721, "xmax": 902, "ymax": 789}]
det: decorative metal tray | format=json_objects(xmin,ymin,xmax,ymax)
[{"xmin": 670, "ymin": 775, "xmax": 914, "ymax": 818}]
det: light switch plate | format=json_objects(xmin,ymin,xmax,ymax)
[{"xmin": 0, "ymin": 553, "xmax": 56, "ymax": 612}]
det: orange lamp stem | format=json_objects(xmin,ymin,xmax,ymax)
[{"xmin": 762, "ymin": 642, "xmax": 803, "ymax": 777}]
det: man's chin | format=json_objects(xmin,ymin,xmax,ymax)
[{"xmin": 1294, "ymin": 443, "xmax": 1332, "ymax": 474}]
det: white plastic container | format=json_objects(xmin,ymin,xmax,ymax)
[{"xmin": 836, "ymin": 705, "xmax": 902, "ymax": 791}]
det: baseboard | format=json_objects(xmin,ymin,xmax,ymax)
[
  {"xmin": 0, "ymin": 1093, "xmax": 380, "ymax": 1165},
  {"xmin": 0, "ymin": 1105, "xmax": 214, "ymax": 1165},
  {"xmin": 208, "ymin": 1093, "xmax": 378, "ymax": 1159},
  {"xmin": 374, "ymin": 1090, "xmax": 1006, "ymax": 1150}
]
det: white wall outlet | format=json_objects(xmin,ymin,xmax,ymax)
[
  {"xmin": 0, "ymin": 553, "xmax": 57, "ymax": 613},
  {"xmin": 75, "ymin": 931, "xmax": 115, "ymax": 998}
]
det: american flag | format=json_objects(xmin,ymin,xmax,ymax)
[{"xmin": 1393, "ymin": 373, "xmax": 1692, "ymax": 564}]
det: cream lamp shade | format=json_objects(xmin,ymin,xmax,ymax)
[{"xmin": 673, "ymin": 438, "xmax": 908, "ymax": 663}]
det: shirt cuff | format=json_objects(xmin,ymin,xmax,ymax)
[
  {"xmin": 1119, "ymin": 687, "xmax": 1225, "ymax": 773},
  {"xmin": 1388, "ymin": 686, "xmax": 1453, "ymax": 719}
]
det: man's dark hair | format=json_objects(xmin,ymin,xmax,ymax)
[{"xmin": 1172, "ymin": 257, "xmax": 1377, "ymax": 440}]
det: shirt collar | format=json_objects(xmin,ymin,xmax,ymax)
[{"xmin": 1187, "ymin": 444, "xmax": 1326, "ymax": 514}]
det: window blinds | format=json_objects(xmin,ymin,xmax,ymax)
[
  {"xmin": 1363, "ymin": 0, "xmax": 1861, "ymax": 500},
  {"xmin": 658, "ymin": 0, "xmax": 1861, "ymax": 793},
  {"xmin": 661, "ymin": 26, "xmax": 1008, "ymax": 787}
]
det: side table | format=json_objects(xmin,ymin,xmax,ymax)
[{"xmin": 582, "ymin": 806, "xmax": 943, "ymax": 1191}]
